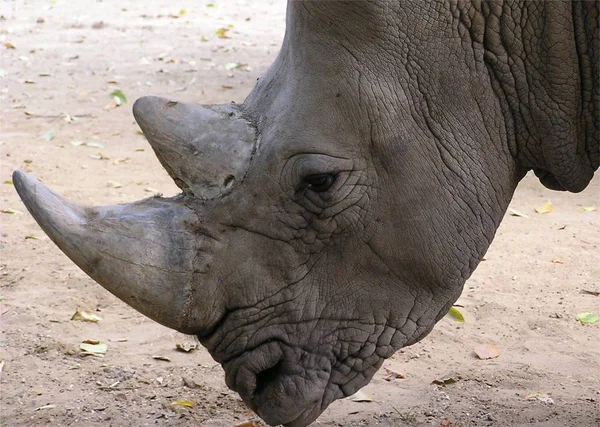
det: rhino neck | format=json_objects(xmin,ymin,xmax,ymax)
[{"xmin": 465, "ymin": 1, "xmax": 598, "ymax": 192}]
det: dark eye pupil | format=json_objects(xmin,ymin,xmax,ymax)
[{"xmin": 304, "ymin": 173, "xmax": 334, "ymax": 192}]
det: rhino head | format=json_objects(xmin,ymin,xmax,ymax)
[{"xmin": 13, "ymin": 1, "xmax": 598, "ymax": 426}]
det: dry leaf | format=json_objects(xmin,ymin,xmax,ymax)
[
  {"xmin": 383, "ymin": 368, "xmax": 405, "ymax": 381},
  {"xmin": 171, "ymin": 399, "xmax": 194, "ymax": 408},
  {"xmin": 234, "ymin": 422, "xmax": 260, "ymax": 427},
  {"xmin": 346, "ymin": 390, "xmax": 373, "ymax": 402},
  {"xmin": 175, "ymin": 343, "xmax": 198, "ymax": 353},
  {"xmin": 25, "ymin": 235, "xmax": 39, "ymax": 240},
  {"xmin": 508, "ymin": 208, "xmax": 528, "ymax": 218},
  {"xmin": 534, "ymin": 201, "xmax": 553, "ymax": 214},
  {"xmin": 80, "ymin": 341, "xmax": 107, "ymax": 357},
  {"xmin": 2, "ymin": 209, "xmax": 22, "ymax": 214},
  {"xmin": 152, "ymin": 355, "xmax": 171, "ymax": 362},
  {"xmin": 215, "ymin": 28, "xmax": 230, "ymax": 38},
  {"xmin": 474, "ymin": 343, "xmax": 500, "ymax": 360},
  {"xmin": 551, "ymin": 259, "xmax": 564, "ymax": 264},
  {"xmin": 144, "ymin": 187, "xmax": 159, "ymax": 193},
  {"xmin": 525, "ymin": 392, "xmax": 554, "ymax": 404},
  {"xmin": 580, "ymin": 289, "xmax": 600, "ymax": 297},
  {"xmin": 4, "ymin": 42, "xmax": 16, "ymax": 49},
  {"xmin": 580, "ymin": 205, "xmax": 597, "ymax": 212},
  {"xmin": 431, "ymin": 376, "xmax": 458, "ymax": 386},
  {"xmin": 108, "ymin": 180, "xmax": 123, "ymax": 189},
  {"xmin": 71, "ymin": 311, "xmax": 102, "ymax": 323}
]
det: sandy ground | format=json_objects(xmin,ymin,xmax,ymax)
[{"xmin": 1, "ymin": 1, "xmax": 599, "ymax": 426}]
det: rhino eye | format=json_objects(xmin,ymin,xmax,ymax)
[{"xmin": 303, "ymin": 173, "xmax": 336, "ymax": 193}]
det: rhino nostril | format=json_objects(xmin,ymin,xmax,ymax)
[{"xmin": 255, "ymin": 359, "xmax": 283, "ymax": 396}]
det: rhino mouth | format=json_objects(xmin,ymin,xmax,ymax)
[{"xmin": 223, "ymin": 340, "xmax": 328, "ymax": 427}]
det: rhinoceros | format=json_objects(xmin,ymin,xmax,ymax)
[{"xmin": 13, "ymin": 1, "xmax": 598, "ymax": 426}]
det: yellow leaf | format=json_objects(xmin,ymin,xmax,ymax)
[
  {"xmin": 215, "ymin": 28, "xmax": 230, "ymax": 39},
  {"xmin": 580, "ymin": 205, "xmax": 597, "ymax": 212},
  {"xmin": 172, "ymin": 399, "xmax": 194, "ymax": 408},
  {"xmin": 71, "ymin": 311, "xmax": 102, "ymax": 323},
  {"xmin": 446, "ymin": 306, "xmax": 465, "ymax": 323},
  {"xmin": 534, "ymin": 201, "xmax": 553, "ymax": 214},
  {"xmin": 80, "ymin": 341, "xmax": 107, "ymax": 356},
  {"xmin": 346, "ymin": 390, "xmax": 373, "ymax": 402}
]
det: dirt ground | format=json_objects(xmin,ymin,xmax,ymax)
[{"xmin": 1, "ymin": 1, "xmax": 599, "ymax": 426}]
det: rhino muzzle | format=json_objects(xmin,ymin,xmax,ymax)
[{"xmin": 13, "ymin": 96, "xmax": 257, "ymax": 334}]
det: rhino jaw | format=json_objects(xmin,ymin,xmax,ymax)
[{"xmin": 12, "ymin": 170, "xmax": 209, "ymax": 334}]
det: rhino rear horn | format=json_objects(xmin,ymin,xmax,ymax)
[
  {"xmin": 133, "ymin": 96, "xmax": 257, "ymax": 199},
  {"xmin": 12, "ymin": 171, "xmax": 209, "ymax": 334}
]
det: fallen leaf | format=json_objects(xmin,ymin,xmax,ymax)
[
  {"xmin": 206, "ymin": 3, "xmax": 215, "ymax": 7},
  {"xmin": 215, "ymin": 28, "xmax": 230, "ymax": 39},
  {"xmin": 24, "ymin": 79, "xmax": 35, "ymax": 84},
  {"xmin": 534, "ymin": 201, "xmax": 553, "ymax": 214},
  {"xmin": 431, "ymin": 376, "xmax": 458, "ymax": 386},
  {"xmin": 152, "ymin": 355, "xmax": 171, "ymax": 362},
  {"xmin": 112, "ymin": 157, "xmax": 130, "ymax": 165},
  {"xmin": 171, "ymin": 399, "xmax": 193, "ymax": 408},
  {"xmin": 71, "ymin": 141, "xmax": 105, "ymax": 148},
  {"xmin": 441, "ymin": 419, "xmax": 453, "ymax": 427},
  {"xmin": 90, "ymin": 152, "xmax": 110, "ymax": 160},
  {"xmin": 525, "ymin": 392, "xmax": 554, "ymax": 404},
  {"xmin": 2, "ymin": 209, "xmax": 22, "ymax": 214},
  {"xmin": 474, "ymin": 343, "xmax": 500, "ymax": 360},
  {"xmin": 109, "ymin": 90, "xmax": 127, "ymax": 105},
  {"xmin": 508, "ymin": 208, "xmax": 528, "ymax": 218},
  {"xmin": 383, "ymin": 368, "xmax": 405, "ymax": 381},
  {"xmin": 576, "ymin": 312, "xmax": 599, "ymax": 324},
  {"xmin": 107, "ymin": 180, "xmax": 123, "ymax": 189},
  {"xmin": 36, "ymin": 404, "xmax": 56, "ymax": 411},
  {"xmin": 25, "ymin": 235, "xmax": 39, "ymax": 240},
  {"xmin": 551, "ymin": 259, "xmax": 564, "ymax": 264},
  {"xmin": 144, "ymin": 187, "xmax": 159, "ymax": 193},
  {"xmin": 580, "ymin": 289, "xmax": 600, "ymax": 297},
  {"xmin": 80, "ymin": 341, "xmax": 107, "ymax": 357},
  {"xmin": 4, "ymin": 42, "xmax": 16, "ymax": 49},
  {"xmin": 580, "ymin": 205, "xmax": 597, "ymax": 212},
  {"xmin": 3, "ymin": 180, "xmax": 13, "ymax": 185},
  {"xmin": 182, "ymin": 376, "xmax": 200, "ymax": 388},
  {"xmin": 71, "ymin": 311, "xmax": 102, "ymax": 323},
  {"xmin": 175, "ymin": 343, "xmax": 198, "ymax": 353},
  {"xmin": 446, "ymin": 306, "xmax": 465, "ymax": 323},
  {"xmin": 41, "ymin": 130, "xmax": 55, "ymax": 141},
  {"xmin": 346, "ymin": 390, "xmax": 373, "ymax": 402},
  {"xmin": 23, "ymin": 159, "xmax": 33, "ymax": 164}
]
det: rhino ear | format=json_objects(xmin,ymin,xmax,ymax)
[{"xmin": 133, "ymin": 96, "xmax": 257, "ymax": 199}]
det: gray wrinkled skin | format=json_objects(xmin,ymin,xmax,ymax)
[{"xmin": 13, "ymin": 2, "xmax": 598, "ymax": 426}]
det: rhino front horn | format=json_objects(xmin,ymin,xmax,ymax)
[
  {"xmin": 12, "ymin": 171, "xmax": 209, "ymax": 334},
  {"xmin": 133, "ymin": 96, "xmax": 257, "ymax": 199}
]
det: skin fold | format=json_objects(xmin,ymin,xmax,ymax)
[{"xmin": 13, "ymin": 1, "xmax": 598, "ymax": 426}]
